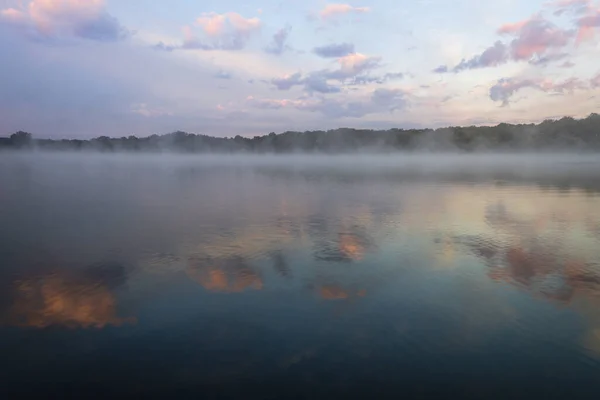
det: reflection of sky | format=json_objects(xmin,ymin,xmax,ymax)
[
  {"xmin": 2, "ymin": 157, "xmax": 600, "ymax": 383},
  {"xmin": 136, "ymin": 174, "xmax": 600, "ymax": 307},
  {"xmin": 3, "ymin": 263, "xmax": 134, "ymax": 329}
]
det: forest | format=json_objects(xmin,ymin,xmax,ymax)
[{"xmin": 2, "ymin": 114, "xmax": 600, "ymax": 153}]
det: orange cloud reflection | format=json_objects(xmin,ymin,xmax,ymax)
[
  {"xmin": 187, "ymin": 257, "xmax": 263, "ymax": 293},
  {"xmin": 338, "ymin": 233, "xmax": 366, "ymax": 261},
  {"xmin": 8, "ymin": 274, "xmax": 133, "ymax": 329}
]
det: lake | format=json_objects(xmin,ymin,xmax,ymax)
[{"xmin": 2, "ymin": 153, "xmax": 600, "ymax": 398}]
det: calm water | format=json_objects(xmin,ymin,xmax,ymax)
[{"xmin": 2, "ymin": 154, "xmax": 600, "ymax": 398}]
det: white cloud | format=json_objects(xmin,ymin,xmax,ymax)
[{"xmin": 130, "ymin": 103, "xmax": 174, "ymax": 118}]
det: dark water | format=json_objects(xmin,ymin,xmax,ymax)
[{"xmin": 2, "ymin": 153, "xmax": 600, "ymax": 398}]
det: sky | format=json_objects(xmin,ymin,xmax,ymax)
[{"xmin": 1, "ymin": 0, "xmax": 599, "ymax": 138}]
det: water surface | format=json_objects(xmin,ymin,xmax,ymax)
[{"xmin": 2, "ymin": 154, "xmax": 600, "ymax": 398}]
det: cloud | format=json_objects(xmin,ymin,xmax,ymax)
[
  {"xmin": 350, "ymin": 72, "xmax": 404, "ymax": 85},
  {"xmin": 559, "ymin": 60, "xmax": 576, "ymax": 68},
  {"xmin": 0, "ymin": 0, "xmax": 130, "ymax": 42},
  {"xmin": 196, "ymin": 13, "xmax": 225, "ymax": 36},
  {"xmin": 501, "ymin": 16, "xmax": 573, "ymax": 61},
  {"xmin": 302, "ymin": 73, "xmax": 341, "ymax": 94},
  {"xmin": 270, "ymin": 71, "xmax": 340, "ymax": 94},
  {"xmin": 542, "ymin": 77, "xmax": 587, "ymax": 93},
  {"xmin": 529, "ymin": 52, "xmax": 569, "ymax": 66},
  {"xmin": 328, "ymin": 52, "xmax": 382, "ymax": 79},
  {"xmin": 265, "ymin": 25, "xmax": 291, "ymax": 55},
  {"xmin": 319, "ymin": 4, "xmax": 371, "ymax": 19},
  {"xmin": 453, "ymin": 41, "xmax": 509, "ymax": 72},
  {"xmin": 490, "ymin": 78, "xmax": 545, "ymax": 105},
  {"xmin": 0, "ymin": 8, "xmax": 24, "ymax": 21},
  {"xmin": 178, "ymin": 12, "xmax": 261, "ymax": 51},
  {"xmin": 432, "ymin": 65, "xmax": 449, "ymax": 73},
  {"xmin": 271, "ymin": 72, "xmax": 304, "ymax": 90},
  {"xmin": 497, "ymin": 19, "xmax": 532, "ymax": 35},
  {"xmin": 152, "ymin": 41, "xmax": 177, "ymax": 52},
  {"xmin": 130, "ymin": 103, "xmax": 174, "ymax": 118},
  {"xmin": 197, "ymin": 12, "xmax": 260, "ymax": 36},
  {"xmin": 439, "ymin": 16, "xmax": 574, "ymax": 72},
  {"xmin": 274, "ymin": 68, "xmax": 399, "ymax": 94},
  {"xmin": 215, "ymin": 70, "xmax": 232, "ymax": 79},
  {"xmin": 269, "ymin": 52, "xmax": 382, "ymax": 94},
  {"xmin": 547, "ymin": 0, "xmax": 591, "ymax": 16},
  {"xmin": 490, "ymin": 75, "xmax": 589, "ymax": 105},
  {"xmin": 546, "ymin": 0, "xmax": 600, "ymax": 43},
  {"xmin": 383, "ymin": 72, "xmax": 404, "ymax": 81},
  {"xmin": 576, "ymin": 8, "xmax": 600, "ymax": 43},
  {"xmin": 591, "ymin": 72, "xmax": 600, "ymax": 88},
  {"xmin": 316, "ymin": 87, "xmax": 409, "ymax": 117},
  {"xmin": 313, "ymin": 42, "xmax": 355, "ymax": 58},
  {"xmin": 247, "ymin": 87, "xmax": 408, "ymax": 118},
  {"xmin": 245, "ymin": 96, "xmax": 308, "ymax": 110}
]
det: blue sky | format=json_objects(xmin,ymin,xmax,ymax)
[{"xmin": 1, "ymin": 0, "xmax": 599, "ymax": 138}]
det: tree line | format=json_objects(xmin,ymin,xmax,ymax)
[{"xmin": 2, "ymin": 114, "xmax": 600, "ymax": 153}]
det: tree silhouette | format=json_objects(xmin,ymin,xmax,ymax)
[
  {"xmin": 1, "ymin": 114, "xmax": 600, "ymax": 153},
  {"xmin": 9, "ymin": 131, "xmax": 33, "ymax": 148}
]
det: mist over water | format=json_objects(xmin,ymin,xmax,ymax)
[{"xmin": 2, "ymin": 153, "xmax": 600, "ymax": 397}]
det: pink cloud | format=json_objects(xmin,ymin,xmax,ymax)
[
  {"xmin": 0, "ymin": 7, "xmax": 26, "ymax": 21},
  {"xmin": 442, "ymin": 15, "xmax": 574, "ymax": 72},
  {"xmin": 29, "ymin": 0, "xmax": 105, "ymax": 20},
  {"xmin": 226, "ymin": 12, "xmax": 260, "ymax": 33},
  {"xmin": 500, "ymin": 16, "xmax": 572, "ymax": 60},
  {"xmin": 182, "ymin": 25, "xmax": 195, "ymax": 41},
  {"xmin": 497, "ymin": 19, "xmax": 530, "ymax": 34},
  {"xmin": 196, "ymin": 13, "xmax": 227, "ymax": 36},
  {"xmin": 28, "ymin": 0, "xmax": 104, "ymax": 36},
  {"xmin": 179, "ymin": 11, "xmax": 260, "ymax": 50},
  {"xmin": 196, "ymin": 12, "xmax": 260, "ymax": 37},
  {"xmin": 333, "ymin": 52, "xmax": 381, "ymax": 78},
  {"xmin": 576, "ymin": 8, "xmax": 600, "ymax": 43},
  {"xmin": 591, "ymin": 72, "xmax": 600, "ymax": 88},
  {"xmin": 0, "ymin": 0, "xmax": 128, "ymax": 41},
  {"xmin": 338, "ymin": 53, "xmax": 377, "ymax": 72},
  {"xmin": 319, "ymin": 3, "xmax": 370, "ymax": 19}
]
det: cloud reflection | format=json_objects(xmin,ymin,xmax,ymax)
[
  {"xmin": 187, "ymin": 256, "xmax": 263, "ymax": 293},
  {"xmin": 454, "ymin": 198, "xmax": 600, "ymax": 354},
  {"xmin": 314, "ymin": 228, "xmax": 375, "ymax": 263},
  {"xmin": 5, "ymin": 263, "xmax": 133, "ymax": 329},
  {"xmin": 458, "ymin": 200, "xmax": 600, "ymax": 303}
]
